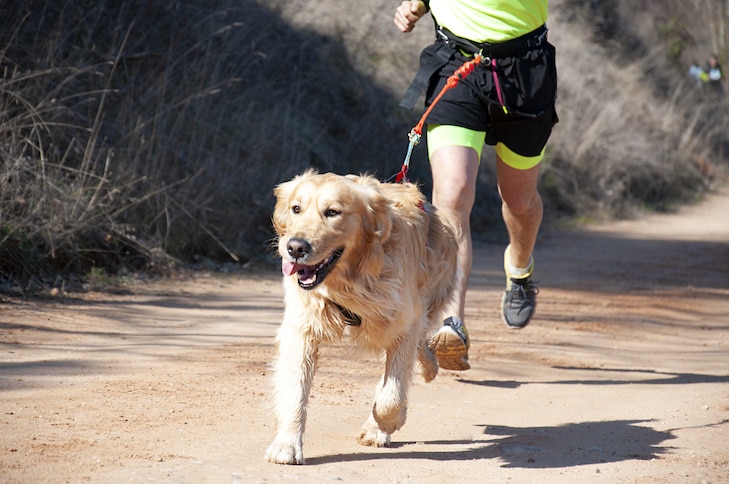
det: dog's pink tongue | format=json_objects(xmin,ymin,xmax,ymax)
[{"xmin": 282, "ymin": 261, "xmax": 299, "ymax": 276}]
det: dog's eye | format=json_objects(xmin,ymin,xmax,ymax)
[
  {"xmin": 324, "ymin": 208, "xmax": 341, "ymax": 218},
  {"xmin": 291, "ymin": 205, "xmax": 301, "ymax": 214}
]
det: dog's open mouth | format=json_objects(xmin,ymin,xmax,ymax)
[{"xmin": 281, "ymin": 248, "xmax": 344, "ymax": 289}]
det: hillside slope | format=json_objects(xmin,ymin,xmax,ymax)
[{"xmin": 0, "ymin": 0, "xmax": 726, "ymax": 285}]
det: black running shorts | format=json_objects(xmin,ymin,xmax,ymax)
[{"xmin": 421, "ymin": 38, "xmax": 559, "ymax": 159}]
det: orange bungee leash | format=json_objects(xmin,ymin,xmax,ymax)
[{"xmin": 391, "ymin": 53, "xmax": 484, "ymax": 184}]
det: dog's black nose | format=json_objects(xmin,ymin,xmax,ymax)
[{"xmin": 287, "ymin": 238, "xmax": 312, "ymax": 260}]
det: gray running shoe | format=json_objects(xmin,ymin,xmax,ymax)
[{"xmin": 501, "ymin": 276, "xmax": 538, "ymax": 329}]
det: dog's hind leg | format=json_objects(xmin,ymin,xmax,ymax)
[
  {"xmin": 357, "ymin": 335, "xmax": 417, "ymax": 447},
  {"xmin": 265, "ymin": 323, "xmax": 319, "ymax": 465},
  {"xmin": 416, "ymin": 306, "xmax": 444, "ymax": 382},
  {"xmin": 416, "ymin": 343, "xmax": 439, "ymax": 383}
]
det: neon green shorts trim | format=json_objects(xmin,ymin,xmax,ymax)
[{"xmin": 427, "ymin": 124, "xmax": 544, "ymax": 170}]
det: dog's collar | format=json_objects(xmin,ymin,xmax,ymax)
[{"xmin": 333, "ymin": 302, "xmax": 362, "ymax": 326}]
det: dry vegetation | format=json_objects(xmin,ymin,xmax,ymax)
[{"xmin": 0, "ymin": 0, "xmax": 727, "ymax": 291}]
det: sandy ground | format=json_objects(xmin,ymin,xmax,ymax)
[{"xmin": 1, "ymin": 189, "xmax": 728, "ymax": 484}]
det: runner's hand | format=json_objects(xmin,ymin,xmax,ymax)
[{"xmin": 394, "ymin": 0, "xmax": 427, "ymax": 33}]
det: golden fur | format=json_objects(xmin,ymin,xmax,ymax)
[{"xmin": 265, "ymin": 170, "xmax": 458, "ymax": 465}]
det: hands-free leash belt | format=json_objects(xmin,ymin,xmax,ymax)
[{"xmin": 399, "ymin": 23, "xmax": 548, "ymax": 110}]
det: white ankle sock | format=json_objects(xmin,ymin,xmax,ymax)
[{"xmin": 507, "ymin": 256, "xmax": 533, "ymax": 279}]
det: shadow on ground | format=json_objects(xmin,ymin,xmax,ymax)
[{"xmin": 306, "ymin": 419, "xmax": 673, "ymax": 468}]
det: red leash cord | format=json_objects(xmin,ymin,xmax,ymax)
[{"xmin": 392, "ymin": 54, "xmax": 484, "ymax": 183}]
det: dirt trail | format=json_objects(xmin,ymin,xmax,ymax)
[{"xmin": 1, "ymin": 189, "xmax": 728, "ymax": 483}]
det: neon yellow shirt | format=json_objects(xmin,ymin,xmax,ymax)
[{"xmin": 430, "ymin": 0, "xmax": 548, "ymax": 43}]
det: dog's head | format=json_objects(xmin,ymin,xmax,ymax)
[{"xmin": 273, "ymin": 170, "xmax": 392, "ymax": 290}]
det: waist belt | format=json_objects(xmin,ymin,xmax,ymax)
[
  {"xmin": 438, "ymin": 23, "xmax": 547, "ymax": 57},
  {"xmin": 399, "ymin": 24, "xmax": 548, "ymax": 110}
]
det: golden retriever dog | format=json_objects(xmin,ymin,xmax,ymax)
[{"xmin": 265, "ymin": 170, "xmax": 458, "ymax": 465}]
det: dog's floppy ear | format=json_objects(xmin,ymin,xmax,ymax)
[
  {"xmin": 369, "ymin": 191, "xmax": 392, "ymax": 243},
  {"xmin": 345, "ymin": 176, "xmax": 392, "ymax": 279},
  {"xmin": 351, "ymin": 175, "xmax": 392, "ymax": 243}
]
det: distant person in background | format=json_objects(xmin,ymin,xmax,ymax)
[
  {"xmin": 689, "ymin": 54, "xmax": 724, "ymax": 95},
  {"xmin": 704, "ymin": 54, "xmax": 724, "ymax": 94},
  {"xmin": 688, "ymin": 61, "xmax": 703, "ymax": 85}
]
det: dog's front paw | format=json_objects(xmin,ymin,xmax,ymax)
[
  {"xmin": 265, "ymin": 438, "xmax": 304, "ymax": 465},
  {"xmin": 357, "ymin": 420, "xmax": 391, "ymax": 447}
]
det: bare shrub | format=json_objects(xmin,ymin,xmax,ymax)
[{"xmin": 0, "ymin": 0, "xmax": 415, "ymax": 287}]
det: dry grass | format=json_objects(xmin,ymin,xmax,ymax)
[
  {"xmin": 0, "ymin": 0, "xmax": 415, "ymax": 288},
  {"xmin": 544, "ymin": 4, "xmax": 728, "ymax": 219},
  {"xmin": 0, "ymin": 0, "xmax": 726, "ymax": 290}
]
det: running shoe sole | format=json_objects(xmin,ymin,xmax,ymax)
[{"xmin": 428, "ymin": 325, "xmax": 470, "ymax": 371}]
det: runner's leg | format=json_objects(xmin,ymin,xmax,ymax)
[
  {"xmin": 430, "ymin": 144, "xmax": 479, "ymax": 320},
  {"xmin": 496, "ymin": 155, "xmax": 542, "ymax": 269}
]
